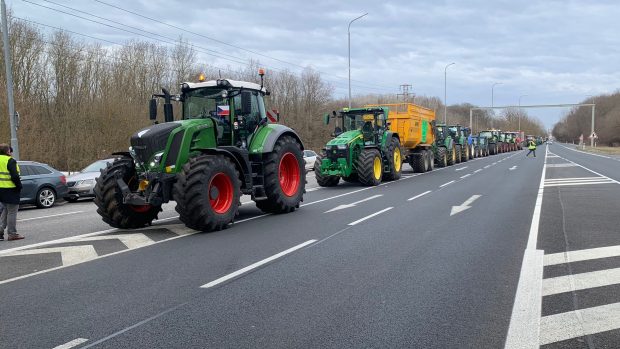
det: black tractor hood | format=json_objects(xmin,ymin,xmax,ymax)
[{"xmin": 130, "ymin": 122, "xmax": 181, "ymax": 164}]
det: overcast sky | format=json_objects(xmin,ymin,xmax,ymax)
[{"xmin": 9, "ymin": 0, "xmax": 620, "ymax": 128}]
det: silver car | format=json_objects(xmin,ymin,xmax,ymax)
[
  {"xmin": 303, "ymin": 150, "xmax": 317, "ymax": 171},
  {"xmin": 64, "ymin": 159, "xmax": 115, "ymax": 202}
]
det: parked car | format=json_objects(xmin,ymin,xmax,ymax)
[
  {"xmin": 65, "ymin": 159, "xmax": 115, "ymax": 202},
  {"xmin": 303, "ymin": 150, "xmax": 317, "ymax": 171},
  {"xmin": 18, "ymin": 161, "xmax": 68, "ymax": 208}
]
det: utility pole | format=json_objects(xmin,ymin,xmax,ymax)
[
  {"xmin": 444, "ymin": 62, "xmax": 455, "ymax": 124},
  {"xmin": 1, "ymin": 0, "xmax": 19, "ymax": 159},
  {"xmin": 491, "ymin": 82, "xmax": 502, "ymax": 129},
  {"xmin": 348, "ymin": 13, "xmax": 367, "ymax": 109}
]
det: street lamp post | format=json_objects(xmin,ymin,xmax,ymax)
[
  {"xmin": 444, "ymin": 62, "xmax": 455, "ymax": 124},
  {"xmin": 348, "ymin": 13, "xmax": 368, "ymax": 109},
  {"xmin": 518, "ymin": 94, "xmax": 528, "ymax": 132},
  {"xmin": 491, "ymin": 82, "xmax": 502, "ymax": 128}
]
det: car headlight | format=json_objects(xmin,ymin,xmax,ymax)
[
  {"xmin": 149, "ymin": 151, "xmax": 165, "ymax": 168},
  {"xmin": 75, "ymin": 179, "xmax": 95, "ymax": 187}
]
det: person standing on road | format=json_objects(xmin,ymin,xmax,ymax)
[
  {"xmin": 526, "ymin": 139, "xmax": 537, "ymax": 157},
  {"xmin": 0, "ymin": 144, "xmax": 24, "ymax": 241}
]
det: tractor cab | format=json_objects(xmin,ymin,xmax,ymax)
[{"xmin": 434, "ymin": 123, "xmax": 450, "ymax": 143}]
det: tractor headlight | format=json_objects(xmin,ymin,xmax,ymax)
[
  {"xmin": 336, "ymin": 144, "xmax": 347, "ymax": 150},
  {"xmin": 150, "ymin": 151, "xmax": 164, "ymax": 168}
]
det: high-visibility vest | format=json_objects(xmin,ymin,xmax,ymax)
[
  {"xmin": 528, "ymin": 141, "xmax": 536, "ymax": 150},
  {"xmin": 0, "ymin": 155, "xmax": 19, "ymax": 189}
]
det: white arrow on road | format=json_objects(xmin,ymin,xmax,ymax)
[
  {"xmin": 509, "ymin": 166, "xmax": 518, "ymax": 171},
  {"xmin": 325, "ymin": 194, "xmax": 383, "ymax": 213},
  {"xmin": 450, "ymin": 195, "xmax": 481, "ymax": 216}
]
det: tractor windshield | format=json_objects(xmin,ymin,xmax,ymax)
[
  {"xmin": 183, "ymin": 87, "xmax": 230, "ymax": 120},
  {"xmin": 342, "ymin": 111, "xmax": 385, "ymax": 132},
  {"xmin": 480, "ymin": 131, "xmax": 492, "ymax": 138},
  {"xmin": 449, "ymin": 127, "xmax": 458, "ymax": 136}
]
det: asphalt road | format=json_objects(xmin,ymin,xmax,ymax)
[{"xmin": 1, "ymin": 144, "xmax": 618, "ymax": 348}]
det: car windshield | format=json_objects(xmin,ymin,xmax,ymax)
[
  {"xmin": 81, "ymin": 160, "xmax": 110, "ymax": 172},
  {"xmin": 183, "ymin": 87, "xmax": 230, "ymax": 120}
]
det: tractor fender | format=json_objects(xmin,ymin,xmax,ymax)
[
  {"xmin": 196, "ymin": 147, "xmax": 252, "ymax": 190},
  {"xmin": 252, "ymin": 124, "xmax": 305, "ymax": 154},
  {"xmin": 111, "ymin": 151, "xmax": 131, "ymax": 158}
]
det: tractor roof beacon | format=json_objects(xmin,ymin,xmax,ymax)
[{"xmin": 94, "ymin": 70, "xmax": 306, "ymax": 232}]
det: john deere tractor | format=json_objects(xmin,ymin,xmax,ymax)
[
  {"xmin": 448, "ymin": 125, "xmax": 470, "ymax": 162},
  {"xmin": 315, "ymin": 107, "xmax": 402, "ymax": 186},
  {"xmin": 433, "ymin": 123, "xmax": 457, "ymax": 167},
  {"xmin": 480, "ymin": 130, "xmax": 501, "ymax": 155},
  {"xmin": 94, "ymin": 73, "xmax": 306, "ymax": 231}
]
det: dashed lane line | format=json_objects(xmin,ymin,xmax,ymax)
[
  {"xmin": 407, "ymin": 190, "xmax": 431, "ymax": 201},
  {"xmin": 348, "ymin": 207, "xmax": 394, "ymax": 226},
  {"xmin": 18, "ymin": 211, "xmax": 85, "ymax": 222},
  {"xmin": 52, "ymin": 338, "xmax": 89, "ymax": 349},
  {"xmin": 439, "ymin": 180, "xmax": 455, "ymax": 188}
]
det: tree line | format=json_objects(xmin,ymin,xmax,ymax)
[
  {"xmin": 552, "ymin": 92, "xmax": 620, "ymax": 146},
  {"xmin": 0, "ymin": 17, "xmax": 546, "ymax": 171}
]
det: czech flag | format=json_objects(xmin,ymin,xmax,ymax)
[{"xmin": 217, "ymin": 105, "xmax": 229, "ymax": 116}]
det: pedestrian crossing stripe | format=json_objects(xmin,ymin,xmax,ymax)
[
  {"xmin": 543, "ymin": 176, "xmax": 616, "ymax": 187},
  {"xmin": 545, "ymin": 163, "xmax": 578, "ymax": 168}
]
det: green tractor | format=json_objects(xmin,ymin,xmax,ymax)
[
  {"xmin": 315, "ymin": 107, "xmax": 402, "ymax": 186},
  {"xmin": 433, "ymin": 123, "xmax": 458, "ymax": 167},
  {"xmin": 94, "ymin": 74, "xmax": 306, "ymax": 231},
  {"xmin": 480, "ymin": 130, "xmax": 501, "ymax": 155},
  {"xmin": 448, "ymin": 124, "xmax": 470, "ymax": 163}
]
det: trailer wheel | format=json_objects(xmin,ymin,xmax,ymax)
[
  {"xmin": 255, "ymin": 136, "xmax": 305, "ymax": 213},
  {"xmin": 357, "ymin": 148, "xmax": 382, "ymax": 186},
  {"xmin": 436, "ymin": 147, "xmax": 448, "ymax": 168},
  {"xmin": 314, "ymin": 156, "xmax": 340, "ymax": 187},
  {"xmin": 174, "ymin": 155, "xmax": 241, "ymax": 231},
  {"xmin": 411, "ymin": 151, "xmax": 426, "ymax": 173},
  {"xmin": 426, "ymin": 150, "xmax": 434, "ymax": 171},
  {"xmin": 383, "ymin": 137, "xmax": 402, "ymax": 181},
  {"xmin": 94, "ymin": 157, "xmax": 161, "ymax": 229}
]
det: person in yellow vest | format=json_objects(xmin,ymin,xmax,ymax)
[
  {"xmin": 526, "ymin": 139, "xmax": 537, "ymax": 157},
  {"xmin": 0, "ymin": 144, "xmax": 23, "ymax": 241}
]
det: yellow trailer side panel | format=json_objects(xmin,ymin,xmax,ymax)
[{"xmin": 365, "ymin": 103, "xmax": 436, "ymax": 149}]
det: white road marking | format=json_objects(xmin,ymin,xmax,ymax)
[
  {"xmin": 439, "ymin": 180, "xmax": 455, "ymax": 188},
  {"xmin": 504, "ymin": 146, "xmax": 547, "ymax": 349},
  {"xmin": 450, "ymin": 195, "xmax": 481, "ymax": 216},
  {"xmin": 544, "ymin": 245, "xmax": 620, "ymax": 266},
  {"xmin": 80, "ymin": 233, "xmax": 155, "ymax": 250},
  {"xmin": 18, "ymin": 211, "xmax": 84, "ymax": 222},
  {"xmin": 407, "ymin": 190, "xmax": 431, "ymax": 201},
  {"xmin": 542, "ymin": 267, "xmax": 620, "ymax": 296},
  {"xmin": 509, "ymin": 166, "xmax": 517, "ymax": 170},
  {"xmin": 455, "ymin": 166, "xmax": 468, "ymax": 171},
  {"xmin": 474, "ymin": 169, "xmax": 482, "ymax": 173},
  {"xmin": 4, "ymin": 245, "xmax": 98, "ymax": 266},
  {"xmin": 484, "ymin": 165, "xmax": 490, "ymax": 169},
  {"xmin": 52, "ymin": 338, "xmax": 89, "ymax": 349},
  {"xmin": 324, "ymin": 194, "xmax": 382, "ymax": 213},
  {"xmin": 558, "ymin": 143, "xmax": 612, "ymax": 159},
  {"xmin": 200, "ymin": 240, "xmax": 317, "ymax": 288},
  {"xmin": 306, "ymin": 187, "xmax": 321, "ymax": 192},
  {"xmin": 348, "ymin": 207, "xmax": 394, "ymax": 226},
  {"xmin": 460, "ymin": 174, "xmax": 471, "ymax": 179},
  {"xmin": 544, "ymin": 177, "xmax": 604, "ymax": 182},
  {"xmin": 545, "ymin": 163, "xmax": 578, "ymax": 168},
  {"xmin": 539, "ymin": 302, "xmax": 620, "ymax": 345},
  {"xmin": 544, "ymin": 180, "xmax": 614, "ymax": 187}
]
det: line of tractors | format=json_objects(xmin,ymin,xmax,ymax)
[
  {"xmin": 314, "ymin": 103, "xmax": 524, "ymax": 187},
  {"xmin": 92, "ymin": 72, "xmax": 529, "ymax": 233}
]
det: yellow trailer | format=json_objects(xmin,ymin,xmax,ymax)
[{"xmin": 365, "ymin": 103, "xmax": 437, "ymax": 172}]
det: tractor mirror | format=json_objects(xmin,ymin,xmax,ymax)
[
  {"xmin": 323, "ymin": 113, "xmax": 330, "ymax": 125},
  {"xmin": 241, "ymin": 91, "xmax": 252, "ymax": 115},
  {"xmin": 149, "ymin": 99, "xmax": 157, "ymax": 120}
]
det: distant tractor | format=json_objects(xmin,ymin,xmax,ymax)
[
  {"xmin": 316, "ymin": 107, "xmax": 402, "ymax": 186},
  {"xmin": 94, "ymin": 72, "xmax": 306, "ymax": 231},
  {"xmin": 480, "ymin": 130, "xmax": 501, "ymax": 155},
  {"xmin": 462, "ymin": 126, "xmax": 475, "ymax": 159},
  {"xmin": 472, "ymin": 135, "xmax": 489, "ymax": 157},
  {"xmin": 448, "ymin": 125, "xmax": 469, "ymax": 162},
  {"xmin": 366, "ymin": 103, "xmax": 436, "ymax": 173},
  {"xmin": 434, "ymin": 123, "xmax": 458, "ymax": 167}
]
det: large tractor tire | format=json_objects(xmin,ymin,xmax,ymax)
[
  {"xmin": 435, "ymin": 147, "xmax": 448, "ymax": 168},
  {"xmin": 470, "ymin": 145, "xmax": 475, "ymax": 159},
  {"xmin": 447, "ymin": 145, "xmax": 457, "ymax": 166},
  {"xmin": 174, "ymin": 155, "xmax": 241, "ymax": 231},
  {"xmin": 357, "ymin": 148, "xmax": 382, "ymax": 186},
  {"xmin": 255, "ymin": 136, "xmax": 306, "ymax": 214},
  {"xmin": 455, "ymin": 145, "xmax": 462, "ymax": 164},
  {"xmin": 314, "ymin": 156, "xmax": 340, "ymax": 187},
  {"xmin": 461, "ymin": 144, "xmax": 469, "ymax": 162},
  {"xmin": 383, "ymin": 137, "xmax": 403, "ymax": 181},
  {"xmin": 490, "ymin": 144, "xmax": 497, "ymax": 155},
  {"xmin": 94, "ymin": 157, "xmax": 161, "ymax": 229}
]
